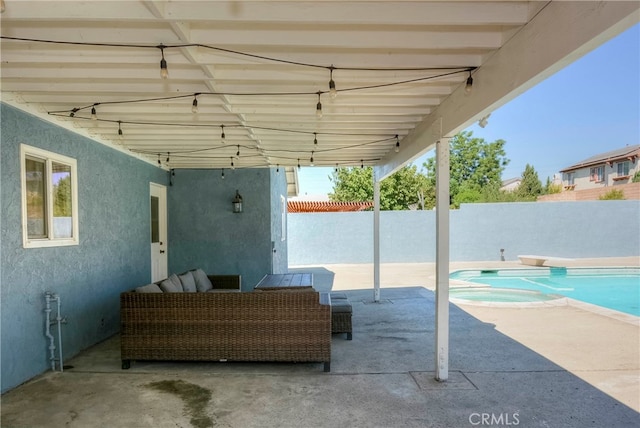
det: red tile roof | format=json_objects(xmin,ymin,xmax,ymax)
[{"xmin": 288, "ymin": 200, "xmax": 373, "ymax": 213}]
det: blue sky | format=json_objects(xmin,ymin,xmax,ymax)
[{"xmin": 297, "ymin": 23, "xmax": 640, "ymax": 196}]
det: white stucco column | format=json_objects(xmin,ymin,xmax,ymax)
[
  {"xmin": 373, "ymin": 173, "xmax": 381, "ymax": 302},
  {"xmin": 435, "ymin": 137, "xmax": 450, "ymax": 381}
]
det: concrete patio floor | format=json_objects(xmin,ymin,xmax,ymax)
[{"xmin": 1, "ymin": 258, "xmax": 638, "ymax": 427}]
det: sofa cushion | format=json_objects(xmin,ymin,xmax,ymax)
[
  {"xmin": 179, "ymin": 271, "xmax": 197, "ymax": 293},
  {"xmin": 135, "ymin": 283, "xmax": 163, "ymax": 293},
  {"xmin": 191, "ymin": 268, "xmax": 213, "ymax": 292},
  {"xmin": 331, "ymin": 300, "xmax": 353, "ymax": 313},
  {"xmin": 159, "ymin": 277, "xmax": 182, "ymax": 293},
  {"xmin": 168, "ymin": 273, "xmax": 183, "ymax": 291}
]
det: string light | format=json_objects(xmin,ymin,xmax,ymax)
[
  {"xmin": 157, "ymin": 154, "xmax": 162, "ymax": 166},
  {"xmin": 117, "ymin": 121, "xmax": 123, "ymax": 140},
  {"xmin": 361, "ymin": 159, "xmax": 364, "ymax": 169},
  {"xmin": 310, "ymin": 151, "xmax": 314, "ymax": 167},
  {"xmin": 191, "ymin": 94, "xmax": 198, "ymax": 113},
  {"xmin": 91, "ymin": 106, "xmax": 97, "ymax": 120},
  {"xmin": 230, "ymin": 157, "xmax": 235, "ymax": 169},
  {"xmin": 297, "ymin": 158, "xmax": 301, "ymax": 170},
  {"xmin": 315, "ymin": 92, "xmax": 322, "ymax": 119},
  {"xmin": 220, "ymin": 125, "xmax": 225, "ymax": 142},
  {"xmin": 276, "ymin": 164, "xmax": 279, "ymax": 173},
  {"xmin": 158, "ymin": 44, "xmax": 168, "ymax": 79},
  {"xmin": 395, "ymin": 135, "xmax": 400, "ymax": 153},
  {"xmin": 329, "ymin": 66, "xmax": 337, "ymax": 99},
  {"xmin": 236, "ymin": 145, "xmax": 240, "ymax": 158},
  {"xmin": 314, "ymin": 132, "xmax": 318, "ymax": 145},
  {"xmin": 465, "ymin": 71, "xmax": 473, "ymax": 94},
  {"xmin": 221, "ymin": 168, "xmax": 225, "ymax": 179},
  {"xmin": 166, "ymin": 152, "xmax": 170, "ymax": 164},
  {"xmin": 335, "ymin": 163, "xmax": 339, "ymax": 172}
]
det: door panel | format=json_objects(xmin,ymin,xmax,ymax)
[{"xmin": 150, "ymin": 183, "xmax": 168, "ymax": 282}]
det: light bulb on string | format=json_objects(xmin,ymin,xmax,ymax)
[
  {"xmin": 157, "ymin": 154, "xmax": 162, "ymax": 166},
  {"xmin": 117, "ymin": 121, "xmax": 123, "ymax": 140},
  {"xmin": 395, "ymin": 135, "xmax": 400, "ymax": 153},
  {"xmin": 335, "ymin": 163, "xmax": 339, "ymax": 172},
  {"xmin": 158, "ymin": 44, "xmax": 168, "ymax": 79},
  {"xmin": 297, "ymin": 158, "xmax": 301, "ymax": 170},
  {"xmin": 329, "ymin": 66, "xmax": 337, "ymax": 99},
  {"xmin": 191, "ymin": 94, "xmax": 198, "ymax": 113},
  {"xmin": 236, "ymin": 145, "xmax": 240, "ymax": 158},
  {"xmin": 315, "ymin": 92, "xmax": 323, "ymax": 119},
  {"xmin": 91, "ymin": 106, "xmax": 97, "ymax": 120},
  {"xmin": 361, "ymin": 160, "xmax": 364, "ymax": 169},
  {"xmin": 465, "ymin": 71, "xmax": 473, "ymax": 94},
  {"xmin": 310, "ymin": 151, "xmax": 315, "ymax": 167},
  {"xmin": 314, "ymin": 132, "xmax": 318, "ymax": 145},
  {"xmin": 276, "ymin": 164, "xmax": 280, "ymax": 173},
  {"xmin": 221, "ymin": 168, "xmax": 225, "ymax": 179},
  {"xmin": 230, "ymin": 157, "xmax": 235, "ymax": 170},
  {"xmin": 221, "ymin": 125, "xmax": 225, "ymax": 142}
]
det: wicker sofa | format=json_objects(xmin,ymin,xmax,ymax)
[{"xmin": 120, "ymin": 277, "xmax": 331, "ymax": 372}]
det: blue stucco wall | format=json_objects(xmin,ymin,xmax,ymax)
[
  {"xmin": 167, "ymin": 167, "xmax": 286, "ymax": 290},
  {"xmin": 270, "ymin": 168, "xmax": 288, "ymax": 274},
  {"xmin": 1, "ymin": 103, "xmax": 167, "ymax": 392},
  {"xmin": 288, "ymin": 201, "xmax": 640, "ymax": 265}
]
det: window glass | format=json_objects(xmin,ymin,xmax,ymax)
[
  {"xmin": 25, "ymin": 157, "xmax": 47, "ymax": 238},
  {"xmin": 52, "ymin": 162, "xmax": 73, "ymax": 238},
  {"xmin": 151, "ymin": 196, "xmax": 160, "ymax": 243},
  {"xmin": 617, "ymin": 161, "xmax": 630, "ymax": 176}
]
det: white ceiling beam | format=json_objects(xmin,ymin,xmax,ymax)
[{"xmin": 376, "ymin": 0, "xmax": 640, "ymax": 179}]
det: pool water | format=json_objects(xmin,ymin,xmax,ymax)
[{"xmin": 450, "ymin": 267, "xmax": 640, "ymax": 316}]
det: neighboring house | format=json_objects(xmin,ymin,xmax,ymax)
[
  {"xmin": 500, "ymin": 177, "xmax": 521, "ymax": 192},
  {"xmin": 559, "ymin": 145, "xmax": 640, "ymax": 191}
]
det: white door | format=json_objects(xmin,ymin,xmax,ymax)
[{"xmin": 150, "ymin": 183, "xmax": 168, "ymax": 282}]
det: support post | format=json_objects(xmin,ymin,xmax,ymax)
[
  {"xmin": 373, "ymin": 172, "xmax": 381, "ymax": 302},
  {"xmin": 435, "ymin": 137, "xmax": 450, "ymax": 381}
]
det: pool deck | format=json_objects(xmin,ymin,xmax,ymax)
[{"xmin": 1, "ymin": 257, "xmax": 638, "ymax": 427}]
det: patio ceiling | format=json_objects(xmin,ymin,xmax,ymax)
[{"xmin": 1, "ymin": 1, "xmax": 638, "ymax": 173}]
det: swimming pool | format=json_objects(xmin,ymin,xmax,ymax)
[{"xmin": 450, "ymin": 267, "xmax": 640, "ymax": 316}]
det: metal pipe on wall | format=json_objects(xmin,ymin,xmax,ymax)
[
  {"xmin": 44, "ymin": 292, "xmax": 66, "ymax": 372},
  {"xmin": 44, "ymin": 292, "xmax": 56, "ymax": 371}
]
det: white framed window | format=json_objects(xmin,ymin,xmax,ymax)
[
  {"xmin": 589, "ymin": 166, "xmax": 604, "ymax": 182},
  {"xmin": 617, "ymin": 161, "xmax": 630, "ymax": 177},
  {"xmin": 20, "ymin": 144, "xmax": 79, "ymax": 248},
  {"xmin": 565, "ymin": 172, "xmax": 574, "ymax": 186}
]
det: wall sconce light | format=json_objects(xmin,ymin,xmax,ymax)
[{"xmin": 232, "ymin": 190, "xmax": 243, "ymax": 213}]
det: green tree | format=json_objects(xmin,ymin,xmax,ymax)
[
  {"xmin": 53, "ymin": 175, "xmax": 72, "ymax": 216},
  {"xmin": 423, "ymin": 131, "xmax": 509, "ymax": 208},
  {"xmin": 515, "ymin": 164, "xmax": 543, "ymax": 200},
  {"xmin": 544, "ymin": 177, "xmax": 562, "ymax": 195},
  {"xmin": 330, "ymin": 165, "xmax": 429, "ymax": 210}
]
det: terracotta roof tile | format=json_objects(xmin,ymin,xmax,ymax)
[{"xmin": 288, "ymin": 200, "xmax": 373, "ymax": 213}]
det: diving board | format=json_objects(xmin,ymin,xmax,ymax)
[{"xmin": 518, "ymin": 255, "xmax": 574, "ymax": 267}]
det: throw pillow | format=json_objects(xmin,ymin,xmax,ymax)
[
  {"xmin": 159, "ymin": 278, "xmax": 182, "ymax": 293},
  {"xmin": 135, "ymin": 283, "xmax": 163, "ymax": 293},
  {"xmin": 179, "ymin": 271, "xmax": 197, "ymax": 293},
  {"xmin": 191, "ymin": 268, "xmax": 213, "ymax": 292}
]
